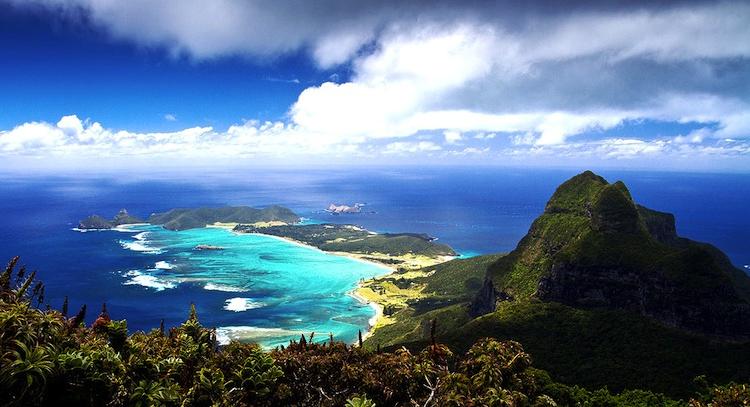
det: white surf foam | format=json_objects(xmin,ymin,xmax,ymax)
[
  {"xmin": 154, "ymin": 261, "xmax": 174, "ymax": 270},
  {"xmin": 71, "ymin": 227, "xmax": 109, "ymax": 232},
  {"xmin": 122, "ymin": 270, "xmax": 175, "ymax": 291},
  {"xmin": 119, "ymin": 240, "xmax": 163, "ymax": 254},
  {"xmin": 215, "ymin": 326, "xmax": 298, "ymax": 345},
  {"xmin": 112, "ymin": 223, "xmax": 149, "ymax": 232},
  {"xmin": 223, "ymin": 297, "xmax": 265, "ymax": 312},
  {"xmin": 203, "ymin": 283, "xmax": 249, "ymax": 292}
]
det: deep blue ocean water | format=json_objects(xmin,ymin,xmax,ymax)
[{"xmin": 0, "ymin": 167, "xmax": 748, "ymax": 345}]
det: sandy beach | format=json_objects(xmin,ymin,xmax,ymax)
[{"xmin": 227, "ymin": 228, "xmax": 397, "ymax": 340}]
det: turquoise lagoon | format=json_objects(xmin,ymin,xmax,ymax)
[{"xmin": 115, "ymin": 224, "xmax": 388, "ymax": 348}]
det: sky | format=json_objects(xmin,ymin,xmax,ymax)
[{"xmin": 1, "ymin": 0, "xmax": 749, "ymax": 171}]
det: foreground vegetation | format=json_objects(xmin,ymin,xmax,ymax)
[{"xmin": 1, "ymin": 258, "xmax": 748, "ymax": 406}]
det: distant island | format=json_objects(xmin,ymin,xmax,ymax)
[
  {"xmin": 326, "ymin": 202, "xmax": 364, "ymax": 214},
  {"xmin": 78, "ymin": 209, "xmax": 144, "ymax": 229}
]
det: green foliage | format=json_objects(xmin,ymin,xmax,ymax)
[
  {"xmin": 228, "ymin": 346, "xmax": 282, "ymax": 403},
  {"xmin": 129, "ymin": 379, "xmax": 180, "ymax": 406},
  {"xmin": 689, "ymin": 382, "xmax": 750, "ymax": 406},
  {"xmin": 414, "ymin": 254, "xmax": 505, "ymax": 300},
  {"xmin": 346, "ymin": 395, "xmax": 377, "ymax": 406}
]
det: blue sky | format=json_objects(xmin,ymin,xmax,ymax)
[{"xmin": 1, "ymin": 0, "xmax": 749, "ymax": 171}]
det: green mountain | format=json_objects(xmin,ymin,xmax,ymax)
[
  {"xmin": 473, "ymin": 170, "xmax": 750, "ymax": 338},
  {"xmin": 366, "ymin": 171, "xmax": 750, "ymax": 396},
  {"xmin": 147, "ymin": 205, "xmax": 300, "ymax": 230}
]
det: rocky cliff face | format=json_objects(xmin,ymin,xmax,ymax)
[
  {"xmin": 478, "ymin": 170, "xmax": 750, "ymax": 339},
  {"xmin": 536, "ymin": 258, "xmax": 750, "ymax": 338}
]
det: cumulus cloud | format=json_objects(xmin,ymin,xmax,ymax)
[
  {"xmin": 383, "ymin": 141, "xmax": 441, "ymax": 155},
  {"xmin": 443, "ymin": 131, "xmax": 462, "ymax": 144},
  {"xmin": 283, "ymin": 3, "xmax": 750, "ymax": 146}
]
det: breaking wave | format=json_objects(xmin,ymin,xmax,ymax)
[{"xmin": 122, "ymin": 270, "xmax": 176, "ymax": 291}]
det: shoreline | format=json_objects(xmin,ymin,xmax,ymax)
[
  {"xmin": 229, "ymin": 227, "xmax": 458, "ymax": 343},
  {"xmin": 348, "ymin": 288, "xmax": 385, "ymax": 342},
  {"xmin": 115, "ymin": 221, "xmax": 449, "ymax": 344},
  {"xmin": 231, "ymin": 229, "xmax": 398, "ymax": 342}
]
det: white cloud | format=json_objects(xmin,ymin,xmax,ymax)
[
  {"xmin": 383, "ymin": 141, "xmax": 442, "ymax": 155},
  {"xmin": 164, "ymin": 114, "xmax": 177, "ymax": 122},
  {"xmin": 510, "ymin": 132, "xmax": 535, "ymax": 146},
  {"xmin": 0, "ymin": 115, "xmax": 748, "ymax": 172},
  {"xmin": 674, "ymin": 128, "xmax": 712, "ymax": 144},
  {"xmin": 443, "ymin": 130, "xmax": 462, "ymax": 144}
]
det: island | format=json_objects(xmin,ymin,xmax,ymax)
[
  {"xmin": 78, "ymin": 209, "xmax": 143, "ymax": 229},
  {"xmin": 326, "ymin": 202, "xmax": 364, "ymax": 214},
  {"xmin": 193, "ymin": 245, "xmax": 225, "ymax": 251}
]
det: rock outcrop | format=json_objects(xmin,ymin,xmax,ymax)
[{"xmin": 78, "ymin": 215, "xmax": 114, "ymax": 230}]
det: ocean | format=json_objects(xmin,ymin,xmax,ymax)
[{"xmin": 1, "ymin": 167, "xmax": 748, "ymax": 346}]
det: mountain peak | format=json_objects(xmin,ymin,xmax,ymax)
[
  {"xmin": 591, "ymin": 181, "xmax": 642, "ymax": 234},
  {"xmin": 544, "ymin": 170, "xmax": 608, "ymax": 214}
]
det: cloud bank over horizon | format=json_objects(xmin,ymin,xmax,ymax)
[{"xmin": 2, "ymin": 0, "xmax": 750, "ymax": 170}]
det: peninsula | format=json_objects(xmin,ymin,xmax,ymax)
[{"xmin": 233, "ymin": 222, "xmax": 456, "ymax": 269}]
